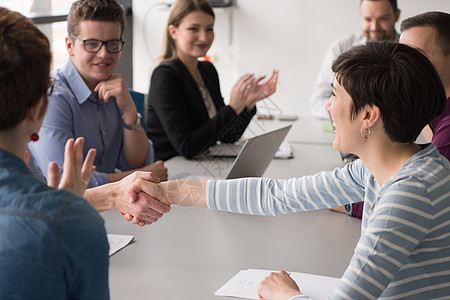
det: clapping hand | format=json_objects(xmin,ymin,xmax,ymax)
[
  {"xmin": 229, "ymin": 70, "xmax": 279, "ymax": 114},
  {"xmin": 246, "ymin": 69, "xmax": 279, "ymax": 109}
]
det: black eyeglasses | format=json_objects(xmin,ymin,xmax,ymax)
[{"xmin": 70, "ymin": 34, "xmax": 124, "ymax": 53}]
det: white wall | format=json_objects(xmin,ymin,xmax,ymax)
[{"xmin": 132, "ymin": 0, "xmax": 449, "ymax": 117}]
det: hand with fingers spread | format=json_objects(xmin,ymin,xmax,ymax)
[
  {"xmin": 229, "ymin": 70, "xmax": 279, "ymax": 114},
  {"xmin": 47, "ymin": 137, "xmax": 96, "ymax": 197},
  {"xmin": 246, "ymin": 69, "xmax": 279, "ymax": 109},
  {"xmin": 257, "ymin": 270, "xmax": 302, "ymax": 300}
]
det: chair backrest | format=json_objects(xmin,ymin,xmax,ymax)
[{"xmin": 129, "ymin": 89, "xmax": 147, "ymax": 131}]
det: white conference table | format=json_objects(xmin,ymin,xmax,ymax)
[
  {"xmin": 165, "ymin": 142, "xmax": 342, "ymax": 180},
  {"xmin": 104, "ymin": 122, "xmax": 362, "ymax": 299},
  {"xmin": 243, "ymin": 115, "xmax": 334, "ymax": 145},
  {"xmin": 104, "ymin": 206, "xmax": 361, "ymax": 300}
]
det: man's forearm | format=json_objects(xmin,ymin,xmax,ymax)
[
  {"xmin": 84, "ymin": 183, "xmax": 118, "ymax": 212},
  {"xmin": 123, "ymin": 128, "xmax": 149, "ymax": 168}
]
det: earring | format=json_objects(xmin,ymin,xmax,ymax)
[
  {"xmin": 30, "ymin": 133, "xmax": 39, "ymax": 142},
  {"xmin": 360, "ymin": 127, "xmax": 371, "ymax": 142}
]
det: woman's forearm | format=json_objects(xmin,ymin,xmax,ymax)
[{"xmin": 161, "ymin": 180, "xmax": 208, "ymax": 208}]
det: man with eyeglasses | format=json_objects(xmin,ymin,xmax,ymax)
[
  {"xmin": 29, "ymin": 0, "xmax": 169, "ymax": 226},
  {"xmin": 70, "ymin": 34, "xmax": 125, "ymax": 54}
]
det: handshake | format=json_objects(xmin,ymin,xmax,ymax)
[
  {"xmin": 105, "ymin": 171, "xmax": 172, "ymax": 227},
  {"xmin": 37, "ymin": 137, "xmax": 207, "ymax": 227},
  {"xmin": 122, "ymin": 173, "xmax": 207, "ymax": 226}
]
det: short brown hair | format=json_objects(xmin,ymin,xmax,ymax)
[
  {"xmin": 332, "ymin": 42, "xmax": 446, "ymax": 143},
  {"xmin": 67, "ymin": 0, "xmax": 126, "ymax": 37},
  {"xmin": 360, "ymin": 0, "xmax": 398, "ymax": 13},
  {"xmin": 0, "ymin": 7, "xmax": 51, "ymax": 130},
  {"xmin": 400, "ymin": 11, "xmax": 450, "ymax": 56},
  {"xmin": 160, "ymin": 0, "xmax": 215, "ymax": 61}
]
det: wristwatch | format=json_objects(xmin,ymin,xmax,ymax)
[
  {"xmin": 123, "ymin": 112, "xmax": 142, "ymax": 131},
  {"xmin": 344, "ymin": 204, "xmax": 352, "ymax": 216}
]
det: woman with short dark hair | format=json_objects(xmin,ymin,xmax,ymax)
[{"xmin": 130, "ymin": 42, "xmax": 450, "ymax": 299}]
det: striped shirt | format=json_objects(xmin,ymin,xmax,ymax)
[{"xmin": 207, "ymin": 144, "xmax": 450, "ymax": 299}]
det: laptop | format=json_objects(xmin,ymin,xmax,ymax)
[{"xmin": 208, "ymin": 125, "xmax": 292, "ymax": 179}]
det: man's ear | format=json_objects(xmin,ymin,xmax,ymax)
[
  {"xmin": 394, "ymin": 9, "xmax": 401, "ymax": 22},
  {"xmin": 362, "ymin": 104, "xmax": 380, "ymax": 129},
  {"xmin": 66, "ymin": 36, "xmax": 75, "ymax": 56}
]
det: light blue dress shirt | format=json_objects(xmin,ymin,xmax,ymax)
[
  {"xmin": 29, "ymin": 59, "xmax": 154, "ymax": 187},
  {"xmin": 0, "ymin": 149, "xmax": 109, "ymax": 299}
]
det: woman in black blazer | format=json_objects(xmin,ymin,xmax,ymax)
[{"xmin": 146, "ymin": 0, "xmax": 278, "ymax": 161}]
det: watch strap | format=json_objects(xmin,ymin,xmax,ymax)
[
  {"xmin": 123, "ymin": 112, "xmax": 142, "ymax": 131},
  {"xmin": 344, "ymin": 204, "xmax": 352, "ymax": 215}
]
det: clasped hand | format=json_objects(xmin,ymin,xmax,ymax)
[{"xmin": 122, "ymin": 177, "xmax": 169, "ymax": 226}]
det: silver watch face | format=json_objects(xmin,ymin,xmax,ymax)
[
  {"xmin": 134, "ymin": 113, "xmax": 142, "ymax": 130},
  {"xmin": 123, "ymin": 112, "xmax": 142, "ymax": 130}
]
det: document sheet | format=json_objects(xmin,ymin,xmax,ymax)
[
  {"xmin": 214, "ymin": 269, "xmax": 340, "ymax": 299},
  {"xmin": 107, "ymin": 234, "xmax": 134, "ymax": 256}
]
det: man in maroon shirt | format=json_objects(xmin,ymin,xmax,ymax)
[{"xmin": 400, "ymin": 11, "xmax": 450, "ymax": 160}]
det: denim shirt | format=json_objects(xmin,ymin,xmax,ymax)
[
  {"xmin": 0, "ymin": 149, "xmax": 110, "ymax": 299},
  {"xmin": 28, "ymin": 58, "xmax": 154, "ymax": 188}
]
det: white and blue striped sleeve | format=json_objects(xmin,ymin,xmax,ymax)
[{"xmin": 206, "ymin": 161, "xmax": 367, "ymax": 215}]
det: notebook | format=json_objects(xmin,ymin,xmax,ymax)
[{"xmin": 215, "ymin": 125, "xmax": 291, "ymax": 179}]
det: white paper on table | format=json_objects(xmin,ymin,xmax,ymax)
[
  {"xmin": 275, "ymin": 141, "xmax": 294, "ymax": 159},
  {"xmin": 214, "ymin": 269, "xmax": 341, "ymax": 299},
  {"xmin": 107, "ymin": 234, "xmax": 134, "ymax": 256}
]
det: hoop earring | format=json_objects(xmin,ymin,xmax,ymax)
[
  {"xmin": 360, "ymin": 127, "xmax": 371, "ymax": 142},
  {"xmin": 30, "ymin": 133, "xmax": 39, "ymax": 142}
]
